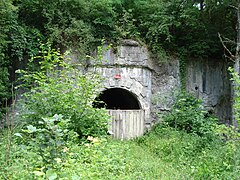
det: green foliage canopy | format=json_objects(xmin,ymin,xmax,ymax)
[{"xmin": 11, "ymin": 0, "xmax": 237, "ymax": 57}]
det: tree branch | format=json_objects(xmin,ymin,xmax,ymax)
[
  {"xmin": 229, "ymin": 5, "xmax": 238, "ymax": 10},
  {"xmin": 222, "ymin": 36, "xmax": 236, "ymax": 45},
  {"xmin": 218, "ymin": 32, "xmax": 235, "ymax": 61}
]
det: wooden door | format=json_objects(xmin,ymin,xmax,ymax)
[{"xmin": 108, "ymin": 110, "xmax": 145, "ymax": 139}]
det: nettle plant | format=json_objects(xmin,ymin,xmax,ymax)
[{"xmin": 17, "ymin": 43, "xmax": 109, "ymax": 139}]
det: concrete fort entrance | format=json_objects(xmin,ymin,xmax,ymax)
[
  {"xmin": 72, "ymin": 39, "xmax": 230, "ymax": 138},
  {"xmin": 87, "ymin": 40, "xmax": 154, "ymax": 139},
  {"xmin": 94, "ymin": 88, "xmax": 145, "ymax": 139},
  {"xmin": 86, "ymin": 39, "xmax": 180, "ymax": 138}
]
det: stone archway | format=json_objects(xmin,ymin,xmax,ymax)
[{"xmin": 93, "ymin": 88, "xmax": 141, "ymax": 110}]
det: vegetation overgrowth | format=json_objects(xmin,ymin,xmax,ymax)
[
  {"xmin": 0, "ymin": 0, "xmax": 237, "ymax": 116},
  {"xmin": 16, "ymin": 43, "xmax": 109, "ymax": 140},
  {"xmin": 1, "ymin": 0, "xmax": 240, "ymax": 179},
  {"xmin": 1, "ymin": 44, "xmax": 240, "ymax": 179},
  {"xmin": 1, "ymin": 123, "xmax": 240, "ymax": 179},
  {"xmin": 1, "ymin": 49, "xmax": 240, "ymax": 178}
]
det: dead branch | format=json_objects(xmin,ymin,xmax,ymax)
[
  {"xmin": 218, "ymin": 32, "xmax": 236, "ymax": 61},
  {"xmin": 229, "ymin": 5, "xmax": 238, "ymax": 10},
  {"xmin": 222, "ymin": 36, "xmax": 236, "ymax": 45}
]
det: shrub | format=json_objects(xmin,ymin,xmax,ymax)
[
  {"xmin": 17, "ymin": 44, "xmax": 110, "ymax": 140},
  {"xmin": 163, "ymin": 91, "xmax": 217, "ymax": 137}
]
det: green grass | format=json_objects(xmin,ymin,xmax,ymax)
[{"xmin": 1, "ymin": 125, "xmax": 240, "ymax": 179}]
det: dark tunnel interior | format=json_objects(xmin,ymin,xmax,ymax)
[{"xmin": 93, "ymin": 88, "xmax": 141, "ymax": 109}]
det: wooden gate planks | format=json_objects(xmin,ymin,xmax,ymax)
[{"xmin": 108, "ymin": 110, "xmax": 145, "ymax": 139}]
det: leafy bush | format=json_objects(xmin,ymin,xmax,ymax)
[
  {"xmin": 20, "ymin": 114, "xmax": 76, "ymax": 171},
  {"xmin": 17, "ymin": 44, "xmax": 109, "ymax": 139},
  {"xmin": 163, "ymin": 91, "xmax": 217, "ymax": 137},
  {"xmin": 229, "ymin": 67, "xmax": 240, "ymax": 126}
]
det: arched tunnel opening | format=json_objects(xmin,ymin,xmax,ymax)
[{"xmin": 93, "ymin": 88, "xmax": 141, "ymax": 110}]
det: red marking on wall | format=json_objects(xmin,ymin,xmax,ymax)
[{"xmin": 114, "ymin": 74, "xmax": 121, "ymax": 80}]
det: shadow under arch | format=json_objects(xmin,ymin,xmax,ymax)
[{"xmin": 93, "ymin": 88, "xmax": 141, "ymax": 110}]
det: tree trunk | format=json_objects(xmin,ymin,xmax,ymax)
[
  {"xmin": 232, "ymin": 0, "xmax": 240, "ymax": 127},
  {"xmin": 236, "ymin": 1, "xmax": 240, "ymax": 64}
]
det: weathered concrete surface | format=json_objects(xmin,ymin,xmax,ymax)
[
  {"xmin": 186, "ymin": 58, "xmax": 232, "ymax": 123},
  {"xmin": 86, "ymin": 40, "xmax": 232, "ymax": 129},
  {"xmin": 151, "ymin": 59, "xmax": 180, "ymax": 123},
  {"xmin": 88, "ymin": 40, "xmax": 153, "ymax": 127},
  {"xmin": 88, "ymin": 40, "xmax": 180, "ymax": 128}
]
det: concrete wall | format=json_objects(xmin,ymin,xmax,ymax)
[
  {"xmin": 86, "ymin": 40, "xmax": 232, "ymax": 128},
  {"xmin": 186, "ymin": 58, "xmax": 232, "ymax": 123},
  {"xmin": 150, "ymin": 59, "xmax": 180, "ymax": 123}
]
